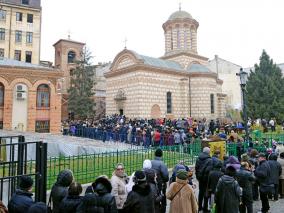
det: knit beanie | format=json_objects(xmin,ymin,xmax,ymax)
[
  {"xmin": 176, "ymin": 169, "xmax": 188, "ymax": 180},
  {"xmin": 19, "ymin": 175, "xmax": 33, "ymax": 190},
  {"xmin": 143, "ymin": 159, "xmax": 152, "ymax": 170},
  {"xmin": 155, "ymin": 148, "xmax": 163, "ymax": 157}
]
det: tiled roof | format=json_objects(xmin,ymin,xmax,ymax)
[
  {"xmin": 0, "ymin": 58, "xmax": 53, "ymax": 70},
  {"xmin": 131, "ymin": 51, "xmax": 184, "ymax": 71},
  {"xmin": 187, "ymin": 63, "xmax": 212, "ymax": 73}
]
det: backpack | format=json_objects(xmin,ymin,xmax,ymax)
[{"xmin": 197, "ymin": 158, "xmax": 212, "ymax": 182}]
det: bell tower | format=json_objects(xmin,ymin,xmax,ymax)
[{"xmin": 162, "ymin": 9, "xmax": 199, "ymax": 56}]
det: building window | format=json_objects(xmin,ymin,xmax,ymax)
[
  {"xmin": 0, "ymin": 48, "xmax": 4, "ymax": 57},
  {"xmin": 210, "ymin": 94, "xmax": 215, "ymax": 114},
  {"xmin": 14, "ymin": 50, "xmax": 21, "ymax": 61},
  {"xmin": 190, "ymin": 28, "xmax": 193, "ymax": 49},
  {"xmin": 26, "ymin": 32, "xmax": 32, "ymax": 43},
  {"xmin": 0, "ymin": 10, "xmax": 6, "ymax": 20},
  {"xmin": 27, "ymin": 14, "xmax": 33, "ymax": 23},
  {"xmin": 37, "ymin": 84, "xmax": 50, "ymax": 108},
  {"xmin": 0, "ymin": 83, "xmax": 4, "ymax": 107},
  {"xmin": 184, "ymin": 30, "xmax": 187, "ymax": 49},
  {"xmin": 22, "ymin": 0, "xmax": 29, "ymax": 5},
  {"xmin": 177, "ymin": 29, "xmax": 180, "ymax": 48},
  {"xmin": 167, "ymin": 92, "xmax": 172, "ymax": 114},
  {"xmin": 16, "ymin": 12, "xmax": 23, "ymax": 21},
  {"xmin": 25, "ymin": 51, "xmax": 32, "ymax": 63},
  {"xmin": 0, "ymin": 28, "xmax": 5, "ymax": 40},
  {"xmin": 68, "ymin": 51, "xmax": 76, "ymax": 63},
  {"xmin": 15, "ymin": 30, "xmax": 22, "ymax": 42},
  {"xmin": 35, "ymin": 121, "xmax": 50, "ymax": 133}
]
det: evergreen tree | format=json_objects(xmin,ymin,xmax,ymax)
[
  {"xmin": 246, "ymin": 50, "xmax": 284, "ymax": 121},
  {"xmin": 68, "ymin": 47, "xmax": 95, "ymax": 119}
]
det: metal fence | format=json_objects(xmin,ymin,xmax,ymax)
[
  {"xmin": 0, "ymin": 136, "xmax": 47, "ymax": 205},
  {"xmin": 44, "ymin": 144, "xmax": 201, "ymax": 189}
]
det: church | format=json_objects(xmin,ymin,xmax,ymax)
[{"xmin": 105, "ymin": 9, "xmax": 227, "ymax": 120}]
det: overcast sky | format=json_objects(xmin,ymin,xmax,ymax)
[{"xmin": 41, "ymin": 0, "xmax": 284, "ymax": 67}]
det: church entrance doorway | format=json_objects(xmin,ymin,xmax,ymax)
[
  {"xmin": 119, "ymin": 109, "xmax": 123, "ymax": 116},
  {"xmin": 151, "ymin": 104, "xmax": 161, "ymax": 119}
]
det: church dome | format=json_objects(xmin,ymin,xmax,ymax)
[{"xmin": 168, "ymin": 10, "xmax": 193, "ymax": 21}]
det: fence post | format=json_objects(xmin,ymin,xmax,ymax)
[
  {"xmin": 17, "ymin": 135, "xmax": 25, "ymax": 189},
  {"xmin": 35, "ymin": 142, "xmax": 47, "ymax": 203}
]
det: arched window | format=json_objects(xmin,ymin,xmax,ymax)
[
  {"xmin": 167, "ymin": 92, "xmax": 172, "ymax": 114},
  {"xmin": 37, "ymin": 84, "xmax": 50, "ymax": 108},
  {"xmin": 0, "ymin": 83, "xmax": 4, "ymax": 107},
  {"xmin": 68, "ymin": 51, "xmax": 76, "ymax": 63}
]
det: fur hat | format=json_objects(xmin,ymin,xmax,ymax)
[
  {"xmin": 19, "ymin": 175, "xmax": 33, "ymax": 190},
  {"xmin": 134, "ymin": 170, "xmax": 146, "ymax": 183}
]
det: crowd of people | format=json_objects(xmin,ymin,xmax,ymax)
[
  {"xmin": 2, "ymin": 145, "xmax": 284, "ymax": 213},
  {"xmin": 62, "ymin": 115, "xmax": 267, "ymax": 146}
]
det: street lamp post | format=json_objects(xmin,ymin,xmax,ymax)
[{"xmin": 237, "ymin": 68, "xmax": 249, "ymax": 142}]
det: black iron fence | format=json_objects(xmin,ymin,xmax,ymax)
[{"xmin": 0, "ymin": 135, "xmax": 47, "ymax": 205}]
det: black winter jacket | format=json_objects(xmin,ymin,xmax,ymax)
[
  {"xmin": 215, "ymin": 175, "xmax": 242, "ymax": 213},
  {"xmin": 59, "ymin": 195, "xmax": 82, "ymax": 213},
  {"xmin": 236, "ymin": 167, "xmax": 255, "ymax": 203},
  {"xmin": 255, "ymin": 160, "xmax": 273, "ymax": 192},
  {"xmin": 122, "ymin": 184, "xmax": 155, "ymax": 213},
  {"xmin": 78, "ymin": 177, "xmax": 117, "ymax": 213},
  {"xmin": 8, "ymin": 189, "xmax": 34, "ymax": 213},
  {"xmin": 268, "ymin": 159, "xmax": 282, "ymax": 184},
  {"xmin": 207, "ymin": 169, "xmax": 224, "ymax": 194},
  {"xmin": 50, "ymin": 170, "xmax": 73, "ymax": 213},
  {"xmin": 195, "ymin": 152, "xmax": 212, "ymax": 182}
]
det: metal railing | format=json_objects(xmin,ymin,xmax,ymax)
[
  {"xmin": 0, "ymin": 136, "xmax": 47, "ymax": 205},
  {"xmin": 44, "ymin": 144, "xmax": 200, "ymax": 189}
]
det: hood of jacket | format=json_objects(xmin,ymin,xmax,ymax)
[
  {"xmin": 198, "ymin": 152, "xmax": 211, "ymax": 161},
  {"xmin": 56, "ymin": 170, "xmax": 73, "ymax": 187},
  {"xmin": 220, "ymin": 175, "xmax": 235, "ymax": 184},
  {"xmin": 132, "ymin": 183, "xmax": 151, "ymax": 196}
]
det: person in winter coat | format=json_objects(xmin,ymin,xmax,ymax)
[
  {"xmin": 215, "ymin": 166, "xmax": 242, "ymax": 213},
  {"xmin": 28, "ymin": 202, "xmax": 47, "ymax": 213},
  {"xmin": 226, "ymin": 156, "xmax": 241, "ymax": 171},
  {"xmin": 207, "ymin": 160, "xmax": 224, "ymax": 208},
  {"xmin": 151, "ymin": 148, "xmax": 169, "ymax": 213},
  {"xmin": 8, "ymin": 175, "xmax": 34, "ymax": 213},
  {"xmin": 278, "ymin": 152, "xmax": 284, "ymax": 198},
  {"xmin": 166, "ymin": 169, "xmax": 198, "ymax": 213},
  {"xmin": 254, "ymin": 153, "xmax": 273, "ymax": 213},
  {"xmin": 123, "ymin": 170, "xmax": 155, "ymax": 213},
  {"xmin": 111, "ymin": 163, "xmax": 128, "ymax": 211},
  {"xmin": 50, "ymin": 169, "xmax": 74, "ymax": 213},
  {"xmin": 268, "ymin": 153, "xmax": 282, "ymax": 200},
  {"xmin": 59, "ymin": 182, "xmax": 82, "ymax": 213},
  {"xmin": 144, "ymin": 167, "xmax": 162, "ymax": 213},
  {"xmin": 249, "ymin": 149, "xmax": 259, "ymax": 201},
  {"xmin": 236, "ymin": 162, "xmax": 256, "ymax": 213},
  {"xmin": 0, "ymin": 201, "xmax": 8, "ymax": 213},
  {"xmin": 195, "ymin": 147, "xmax": 212, "ymax": 212}
]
